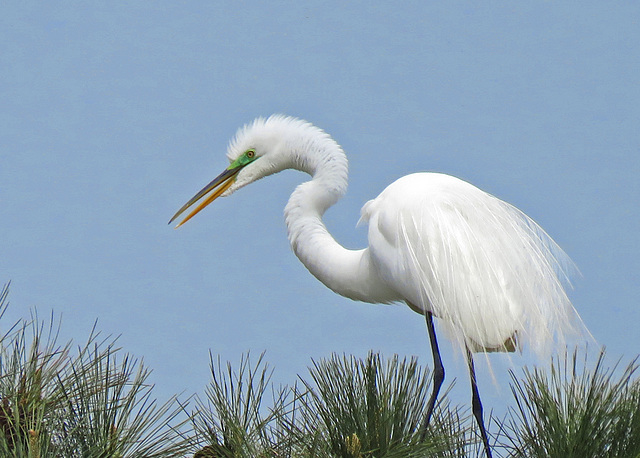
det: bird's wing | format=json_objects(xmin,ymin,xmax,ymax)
[{"xmin": 363, "ymin": 173, "xmax": 582, "ymax": 355}]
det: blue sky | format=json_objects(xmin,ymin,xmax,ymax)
[{"xmin": 2, "ymin": 2, "xmax": 639, "ymax": 414}]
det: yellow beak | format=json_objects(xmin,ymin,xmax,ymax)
[{"xmin": 169, "ymin": 166, "xmax": 240, "ymax": 228}]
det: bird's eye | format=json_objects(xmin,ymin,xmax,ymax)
[{"xmin": 246, "ymin": 149, "xmax": 255, "ymax": 159}]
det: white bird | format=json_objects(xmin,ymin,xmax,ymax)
[{"xmin": 170, "ymin": 115, "xmax": 585, "ymax": 457}]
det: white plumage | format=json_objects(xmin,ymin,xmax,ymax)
[
  {"xmin": 362, "ymin": 172, "xmax": 578, "ymax": 355},
  {"xmin": 170, "ymin": 114, "xmax": 588, "ymax": 458}
]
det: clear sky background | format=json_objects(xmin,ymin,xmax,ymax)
[{"xmin": 2, "ymin": 2, "xmax": 639, "ymax": 416}]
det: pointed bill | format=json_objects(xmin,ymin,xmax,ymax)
[{"xmin": 169, "ymin": 166, "xmax": 240, "ymax": 228}]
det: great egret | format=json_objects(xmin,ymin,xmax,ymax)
[{"xmin": 170, "ymin": 115, "xmax": 585, "ymax": 457}]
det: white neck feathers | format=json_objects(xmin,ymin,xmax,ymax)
[{"xmin": 282, "ymin": 123, "xmax": 395, "ymax": 304}]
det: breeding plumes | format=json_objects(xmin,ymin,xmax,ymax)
[{"xmin": 170, "ymin": 115, "xmax": 586, "ymax": 457}]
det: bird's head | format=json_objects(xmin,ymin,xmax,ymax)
[{"xmin": 169, "ymin": 115, "xmax": 310, "ymax": 227}]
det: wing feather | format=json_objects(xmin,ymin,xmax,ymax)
[{"xmin": 365, "ymin": 173, "xmax": 584, "ymax": 356}]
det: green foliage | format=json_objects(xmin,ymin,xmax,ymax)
[
  {"xmin": 296, "ymin": 352, "xmax": 478, "ymax": 457},
  {"xmin": 2, "ymin": 281, "xmax": 640, "ymax": 458},
  {"xmin": 188, "ymin": 351, "xmax": 485, "ymax": 457},
  {"xmin": 189, "ymin": 352, "xmax": 293, "ymax": 457},
  {"xmin": 187, "ymin": 345, "xmax": 640, "ymax": 458},
  {"xmin": 506, "ymin": 348, "xmax": 640, "ymax": 458},
  {"xmin": 0, "ymin": 282, "xmax": 191, "ymax": 457}
]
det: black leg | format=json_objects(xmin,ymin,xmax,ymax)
[
  {"xmin": 466, "ymin": 347, "xmax": 492, "ymax": 458},
  {"xmin": 420, "ymin": 311, "xmax": 445, "ymax": 440}
]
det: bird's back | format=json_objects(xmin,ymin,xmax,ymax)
[{"xmin": 361, "ymin": 172, "xmax": 581, "ymax": 355}]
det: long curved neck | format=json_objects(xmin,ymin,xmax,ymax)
[{"xmin": 283, "ymin": 135, "xmax": 395, "ymax": 304}]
